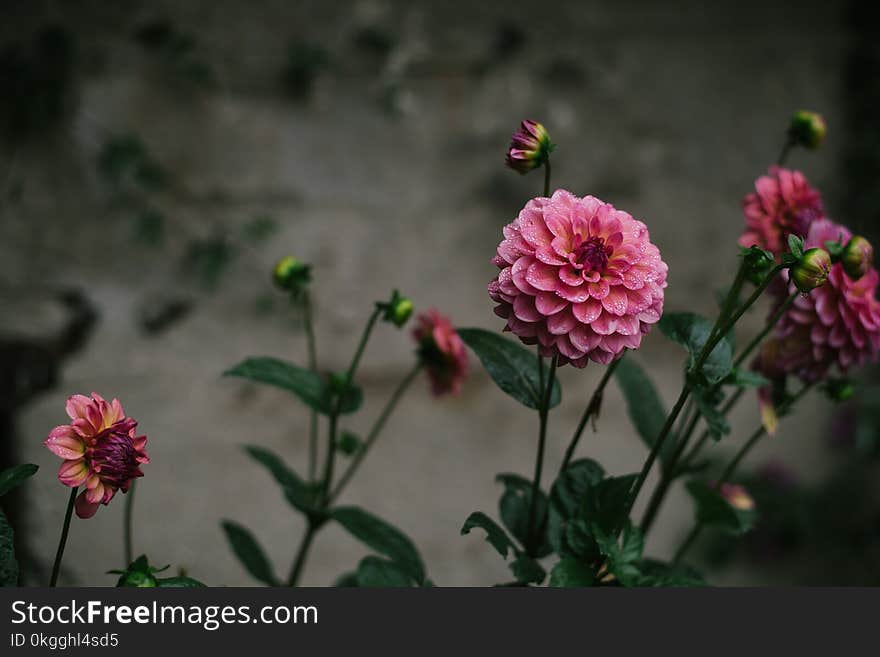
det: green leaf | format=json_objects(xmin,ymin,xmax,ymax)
[
  {"xmin": 496, "ymin": 473, "xmax": 550, "ymax": 557},
  {"xmin": 461, "ymin": 511, "xmax": 516, "ymax": 559},
  {"xmin": 220, "ymin": 520, "xmax": 279, "ymax": 586},
  {"xmin": 788, "ymin": 233, "xmax": 804, "ymax": 258},
  {"xmin": 224, "ymin": 357, "xmax": 362, "ymax": 415},
  {"xmin": 583, "ymin": 474, "xmax": 639, "ymax": 535},
  {"xmin": 334, "ymin": 571, "xmax": 360, "ymax": 587},
  {"xmin": 549, "ymin": 557, "xmax": 595, "ymax": 587},
  {"xmin": 157, "ymin": 576, "xmax": 206, "ymax": 587},
  {"xmin": 510, "ymin": 554, "xmax": 546, "ymax": 585},
  {"xmin": 0, "ymin": 464, "xmax": 38, "ymax": 497},
  {"xmin": 330, "ymin": 507, "xmax": 425, "ymax": 584},
  {"xmin": 0, "ymin": 508, "xmax": 18, "ymax": 586},
  {"xmin": 547, "ymin": 459, "xmax": 605, "ymax": 557},
  {"xmin": 243, "ymin": 445, "xmax": 316, "ymax": 513},
  {"xmin": 591, "ymin": 521, "xmax": 644, "ymax": 586},
  {"xmin": 337, "ymin": 431, "xmax": 363, "ymax": 457},
  {"xmin": 685, "ymin": 480, "xmax": 755, "ymax": 535},
  {"xmin": 614, "ymin": 359, "xmax": 676, "ymax": 467},
  {"xmin": 725, "ymin": 368, "xmax": 770, "ymax": 388},
  {"xmin": 355, "ymin": 556, "xmax": 413, "ymax": 587},
  {"xmin": 692, "ymin": 388, "xmax": 730, "ymax": 440},
  {"xmin": 636, "ymin": 559, "xmax": 706, "ymax": 587},
  {"xmin": 457, "ymin": 328, "xmax": 561, "ymax": 410},
  {"xmin": 657, "ymin": 312, "xmax": 733, "ymax": 385}
]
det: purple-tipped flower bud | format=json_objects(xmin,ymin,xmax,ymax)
[
  {"xmin": 505, "ymin": 119, "xmax": 554, "ymax": 174},
  {"xmin": 790, "ymin": 247, "xmax": 831, "ymax": 293},
  {"xmin": 272, "ymin": 256, "xmax": 311, "ymax": 293},
  {"xmin": 841, "ymin": 235, "xmax": 873, "ymax": 281},
  {"xmin": 788, "ymin": 110, "xmax": 826, "ymax": 150}
]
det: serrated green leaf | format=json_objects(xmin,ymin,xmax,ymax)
[
  {"xmin": 636, "ymin": 559, "xmax": 707, "ymax": 587},
  {"xmin": 591, "ymin": 521, "xmax": 644, "ymax": 587},
  {"xmin": 0, "ymin": 508, "xmax": 18, "ymax": 586},
  {"xmin": 221, "ymin": 520, "xmax": 279, "ymax": 586},
  {"xmin": 243, "ymin": 445, "xmax": 317, "ymax": 513},
  {"xmin": 549, "ymin": 557, "xmax": 595, "ymax": 587},
  {"xmin": 461, "ymin": 511, "xmax": 516, "ymax": 559},
  {"xmin": 355, "ymin": 556, "xmax": 413, "ymax": 587},
  {"xmin": 614, "ymin": 359, "xmax": 676, "ymax": 467},
  {"xmin": 548, "ymin": 459, "xmax": 605, "ymax": 558},
  {"xmin": 224, "ymin": 357, "xmax": 362, "ymax": 414},
  {"xmin": 692, "ymin": 388, "xmax": 730, "ymax": 440},
  {"xmin": 496, "ymin": 473, "xmax": 550, "ymax": 557},
  {"xmin": 725, "ymin": 368, "xmax": 771, "ymax": 388},
  {"xmin": 0, "ymin": 464, "xmax": 38, "ymax": 497},
  {"xmin": 457, "ymin": 328, "xmax": 561, "ymax": 410},
  {"xmin": 583, "ymin": 474, "xmax": 639, "ymax": 535},
  {"xmin": 510, "ymin": 554, "xmax": 545, "ymax": 585},
  {"xmin": 330, "ymin": 507, "xmax": 425, "ymax": 584},
  {"xmin": 657, "ymin": 312, "xmax": 733, "ymax": 384}
]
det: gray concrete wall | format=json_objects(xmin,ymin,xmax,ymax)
[{"xmin": 2, "ymin": 0, "xmax": 852, "ymax": 585}]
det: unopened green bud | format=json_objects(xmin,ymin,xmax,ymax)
[
  {"xmin": 788, "ymin": 110, "xmax": 826, "ymax": 150},
  {"xmin": 377, "ymin": 290, "xmax": 414, "ymax": 328},
  {"xmin": 790, "ymin": 247, "xmax": 831, "ymax": 293},
  {"xmin": 272, "ymin": 256, "xmax": 311, "ymax": 293},
  {"xmin": 117, "ymin": 570, "xmax": 158, "ymax": 587},
  {"xmin": 841, "ymin": 235, "xmax": 873, "ymax": 281}
]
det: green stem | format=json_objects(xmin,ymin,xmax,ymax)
[
  {"xmin": 329, "ymin": 363, "xmax": 422, "ymax": 503},
  {"xmin": 302, "ymin": 293, "xmax": 319, "ymax": 482},
  {"xmin": 346, "ymin": 308, "xmax": 381, "ymax": 383},
  {"xmin": 777, "ymin": 138, "xmax": 793, "ymax": 167},
  {"xmin": 123, "ymin": 481, "xmax": 135, "ymax": 566},
  {"xmin": 543, "ymin": 160, "xmax": 552, "ymax": 197},
  {"xmin": 560, "ymin": 356, "xmax": 621, "ymax": 472},
  {"xmin": 321, "ymin": 411, "xmax": 339, "ymax": 504},
  {"xmin": 287, "ymin": 522, "xmax": 317, "ymax": 586},
  {"xmin": 525, "ymin": 352, "xmax": 557, "ymax": 555},
  {"xmin": 50, "ymin": 487, "xmax": 77, "ymax": 587},
  {"xmin": 677, "ymin": 388, "xmax": 745, "ymax": 475}
]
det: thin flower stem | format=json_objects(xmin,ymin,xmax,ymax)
[
  {"xmin": 560, "ymin": 356, "xmax": 622, "ymax": 472},
  {"xmin": 777, "ymin": 138, "xmax": 793, "ymax": 167},
  {"xmin": 346, "ymin": 308, "xmax": 381, "ymax": 384},
  {"xmin": 287, "ymin": 522, "xmax": 317, "ymax": 586},
  {"xmin": 321, "ymin": 411, "xmax": 339, "ymax": 504},
  {"xmin": 328, "ymin": 363, "xmax": 423, "ymax": 503},
  {"xmin": 672, "ymin": 383, "xmax": 815, "ymax": 565},
  {"xmin": 733, "ymin": 291, "xmax": 799, "ymax": 368},
  {"xmin": 123, "ymin": 481, "xmax": 135, "ymax": 566},
  {"xmin": 543, "ymin": 160, "xmax": 552, "ymax": 198},
  {"xmin": 50, "ymin": 487, "xmax": 77, "ymax": 587},
  {"xmin": 525, "ymin": 352, "xmax": 558, "ymax": 555},
  {"xmin": 302, "ymin": 293, "xmax": 319, "ymax": 482}
]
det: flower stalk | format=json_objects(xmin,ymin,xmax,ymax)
[{"xmin": 49, "ymin": 487, "xmax": 78, "ymax": 587}]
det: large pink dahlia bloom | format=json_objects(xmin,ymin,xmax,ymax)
[
  {"xmin": 739, "ymin": 167, "xmax": 824, "ymax": 257},
  {"xmin": 766, "ymin": 219, "xmax": 880, "ymax": 382},
  {"xmin": 488, "ymin": 190, "xmax": 668, "ymax": 367},
  {"xmin": 412, "ymin": 310, "xmax": 468, "ymax": 396},
  {"xmin": 44, "ymin": 393, "xmax": 149, "ymax": 519}
]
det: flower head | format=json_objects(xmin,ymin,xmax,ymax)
[
  {"xmin": 44, "ymin": 393, "xmax": 149, "ymax": 519},
  {"xmin": 505, "ymin": 120, "xmax": 554, "ymax": 174},
  {"xmin": 841, "ymin": 235, "xmax": 873, "ymax": 281},
  {"xmin": 788, "ymin": 110, "xmax": 826, "ymax": 150},
  {"xmin": 412, "ymin": 310, "xmax": 468, "ymax": 395},
  {"xmin": 790, "ymin": 247, "xmax": 831, "ymax": 293},
  {"xmin": 488, "ymin": 190, "xmax": 667, "ymax": 367},
  {"xmin": 769, "ymin": 219, "xmax": 880, "ymax": 382},
  {"xmin": 719, "ymin": 483, "xmax": 755, "ymax": 511},
  {"xmin": 739, "ymin": 167, "xmax": 824, "ymax": 257}
]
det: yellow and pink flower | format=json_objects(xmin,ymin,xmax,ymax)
[{"xmin": 44, "ymin": 393, "xmax": 149, "ymax": 519}]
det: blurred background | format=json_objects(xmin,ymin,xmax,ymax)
[{"xmin": 2, "ymin": 0, "xmax": 879, "ymax": 586}]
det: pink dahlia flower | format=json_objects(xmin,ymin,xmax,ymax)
[
  {"xmin": 44, "ymin": 393, "xmax": 149, "ymax": 519},
  {"xmin": 739, "ymin": 167, "xmax": 824, "ymax": 257},
  {"xmin": 412, "ymin": 310, "xmax": 468, "ymax": 396},
  {"xmin": 488, "ymin": 190, "xmax": 668, "ymax": 367},
  {"xmin": 758, "ymin": 219, "xmax": 880, "ymax": 384}
]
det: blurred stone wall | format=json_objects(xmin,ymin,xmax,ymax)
[{"xmin": 0, "ymin": 0, "xmax": 855, "ymax": 585}]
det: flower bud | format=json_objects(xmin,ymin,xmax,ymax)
[
  {"xmin": 788, "ymin": 110, "xmax": 826, "ymax": 150},
  {"xmin": 718, "ymin": 483, "xmax": 755, "ymax": 511},
  {"xmin": 505, "ymin": 119, "xmax": 554, "ymax": 174},
  {"xmin": 272, "ymin": 256, "xmax": 311, "ymax": 293},
  {"xmin": 841, "ymin": 235, "xmax": 873, "ymax": 281},
  {"xmin": 378, "ymin": 290, "xmax": 413, "ymax": 328},
  {"xmin": 790, "ymin": 247, "xmax": 831, "ymax": 293}
]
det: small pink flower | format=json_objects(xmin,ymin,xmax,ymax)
[
  {"xmin": 739, "ymin": 167, "xmax": 824, "ymax": 257},
  {"xmin": 719, "ymin": 483, "xmax": 755, "ymax": 511},
  {"xmin": 44, "ymin": 393, "xmax": 149, "ymax": 519},
  {"xmin": 412, "ymin": 310, "xmax": 468, "ymax": 396},
  {"xmin": 488, "ymin": 190, "xmax": 667, "ymax": 367}
]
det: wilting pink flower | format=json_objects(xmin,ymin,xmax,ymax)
[
  {"xmin": 505, "ymin": 120, "xmax": 553, "ymax": 174},
  {"xmin": 719, "ymin": 483, "xmax": 755, "ymax": 511},
  {"xmin": 412, "ymin": 310, "xmax": 468, "ymax": 396},
  {"xmin": 488, "ymin": 190, "xmax": 667, "ymax": 367},
  {"xmin": 44, "ymin": 393, "xmax": 149, "ymax": 519},
  {"xmin": 739, "ymin": 167, "xmax": 824, "ymax": 257}
]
